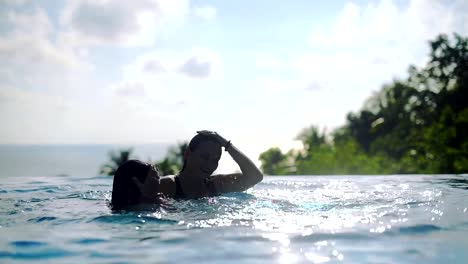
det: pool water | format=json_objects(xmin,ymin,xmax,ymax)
[{"xmin": 1, "ymin": 175, "xmax": 467, "ymax": 263}]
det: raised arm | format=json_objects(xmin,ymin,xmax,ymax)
[{"xmin": 197, "ymin": 131, "xmax": 263, "ymax": 193}]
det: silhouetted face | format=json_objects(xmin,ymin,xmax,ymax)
[{"xmin": 186, "ymin": 141, "xmax": 222, "ymax": 176}]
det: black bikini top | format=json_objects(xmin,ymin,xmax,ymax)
[
  {"xmin": 174, "ymin": 176, "xmax": 186, "ymax": 199},
  {"xmin": 173, "ymin": 176, "xmax": 218, "ymax": 199}
]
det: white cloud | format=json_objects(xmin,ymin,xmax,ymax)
[
  {"xmin": 193, "ymin": 6, "xmax": 216, "ymax": 20},
  {"xmin": 0, "ymin": 6, "xmax": 99, "ymax": 144},
  {"xmin": 255, "ymin": 54, "xmax": 282, "ymax": 71},
  {"xmin": 0, "ymin": 2, "xmax": 215, "ymax": 146},
  {"xmin": 115, "ymin": 82, "xmax": 146, "ymax": 97},
  {"xmin": 296, "ymin": 0, "xmax": 468, "ymax": 118},
  {"xmin": 93, "ymin": 106, "xmax": 190, "ymax": 144},
  {"xmin": 108, "ymin": 48, "xmax": 223, "ymax": 124},
  {"xmin": 310, "ymin": 0, "xmax": 468, "ymax": 50},
  {"xmin": 0, "ymin": 86, "xmax": 190, "ymax": 144},
  {"xmin": 60, "ymin": 0, "xmax": 189, "ymax": 46},
  {"xmin": 177, "ymin": 49, "xmax": 222, "ymax": 78},
  {"xmin": 111, "ymin": 79, "xmax": 185, "ymax": 109},
  {"xmin": 306, "ymin": 81, "xmax": 322, "ymax": 91},
  {"xmin": 123, "ymin": 48, "xmax": 222, "ymax": 80},
  {"xmin": 143, "ymin": 60, "xmax": 166, "ymax": 74},
  {"xmin": 95, "ymin": 47, "xmax": 233, "ymax": 146},
  {"xmin": 231, "ymin": 0, "xmax": 468, "ymax": 157},
  {"xmin": 0, "ymin": 8, "xmax": 91, "ymax": 95},
  {"xmin": 178, "ymin": 56, "xmax": 211, "ymax": 78},
  {"xmin": 2, "ymin": 0, "xmax": 466, "ymax": 154},
  {"xmin": 1, "ymin": 0, "xmax": 26, "ymax": 7},
  {"xmin": 251, "ymin": 77, "xmax": 309, "ymax": 94},
  {"xmin": 6, "ymin": 7, "xmax": 52, "ymax": 36},
  {"xmin": 0, "ymin": 87, "xmax": 70, "ymax": 143}
]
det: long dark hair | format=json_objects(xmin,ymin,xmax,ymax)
[
  {"xmin": 180, "ymin": 134, "xmax": 221, "ymax": 172},
  {"xmin": 111, "ymin": 160, "xmax": 151, "ymax": 210}
]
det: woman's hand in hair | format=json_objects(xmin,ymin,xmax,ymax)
[
  {"xmin": 132, "ymin": 167, "xmax": 161, "ymax": 203},
  {"xmin": 197, "ymin": 130, "xmax": 264, "ymax": 193},
  {"xmin": 197, "ymin": 130, "xmax": 229, "ymax": 148}
]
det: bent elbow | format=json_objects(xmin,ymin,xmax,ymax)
[
  {"xmin": 255, "ymin": 171, "xmax": 263, "ymax": 184},
  {"xmin": 244, "ymin": 172, "xmax": 263, "ymax": 189}
]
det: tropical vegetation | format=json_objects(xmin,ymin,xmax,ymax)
[
  {"xmin": 99, "ymin": 148, "xmax": 135, "ymax": 176},
  {"xmin": 100, "ymin": 143, "xmax": 187, "ymax": 176},
  {"xmin": 259, "ymin": 33, "xmax": 468, "ymax": 175}
]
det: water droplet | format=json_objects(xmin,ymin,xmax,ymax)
[
  {"xmin": 376, "ymin": 226, "xmax": 386, "ymax": 233},
  {"xmin": 304, "ymin": 253, "xmax": 330, "ymax": 263},
  {"xmin": 315, "ymin": 240, "xmax": 327, "ymax": 246}
]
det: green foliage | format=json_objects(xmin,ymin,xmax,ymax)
[
  {"xmin": 289, "ymin": 127, "xmax": 394, "ymax": 175},
  {"xmin": 259, "ymin": 147, "xmax": 290, "ymax": 175},
  {"xmin": 99, "ymin": 142, "xmax": 188, "ymax": 176},
  {"xmin": 259, "ymin": 33, "xmax": 468, "ymax": 175},
  {"xmin": 155, "ymin": 142, "xmax": 187, "ymax": 175},
  {"xmin": 100, "ymin": 148, "xmax": 134, "ymax": 176}
]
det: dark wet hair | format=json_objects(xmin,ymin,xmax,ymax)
[
  {"xmin": 180, "ymin": 134, "xmax": 221, "ymax": 172},
  {"xmin": 111, "ymin": 160, "xmax": 151, "ymax": 210}
]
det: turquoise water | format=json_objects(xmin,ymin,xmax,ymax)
[{"xmin": 1, "ymin": 175, "xmax": 467, "ymax": 263}]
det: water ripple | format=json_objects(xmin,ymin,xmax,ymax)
[
  {"xmin": 396, "ymin": 224, "xmax": 443, "ymax": 234},
  {"xmin": 28, "ymin": 216, "xmax": 57, "ymax": 223},
  {"xmin": 13, "ymin": 186, "xmax": 62, "ymax": 193},
  {"xmin": 72, "ymin": 238, "xmax": 108, "ymax": 245},
  {"xmin": 0, "ymin": 249, "xmax": 76, "ymax": 260},
  {"xmin": 292, "ymin": 232, "xmax": 373, "ymax": 242},
  {"xmin": 1, "ymin": 175, "xmax": 467, "ymax": 263},
  {"xmin": 91, "ymin": 215, "xmax": 178, "ymax": 225},
  {"xmin": 10, "ymin": 241, "xmax": 47, "ymax": 248}
]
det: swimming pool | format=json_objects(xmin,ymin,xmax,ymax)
[{"xmin": 1, "ymin": 175, "xmax": 467, "ymax": 263}]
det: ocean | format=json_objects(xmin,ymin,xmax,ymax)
[{"xmin": 0, "ymin": 144, "xmax": 170, "ymax": 177}]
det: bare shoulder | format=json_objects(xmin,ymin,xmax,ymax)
[
  {"xmin": 210, "ymin": 173, "xmax": 242, "ymax": 180},
  {"xmin": 161, "ymin": 175, "xmax": 176, "ymax": 182}
]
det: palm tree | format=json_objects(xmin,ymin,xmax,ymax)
[
  {"xmin": 100, "ymin": 148, "xmax": 134, "ymax": 176},
  {"xmin": 156, "ymin": 142, "xmax": 187, "ymax": 175}
]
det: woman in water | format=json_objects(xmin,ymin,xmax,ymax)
[
  {"xmin": 154, "ymin": 130, "xmax": 264, "ymax": 199},
  {"xmin": 111, "ymin": 130, "xmax": 263, "ymax": 209},
  {"xmin": 111, "ymin": 160, "xmax": 162, "ymax": 210}
]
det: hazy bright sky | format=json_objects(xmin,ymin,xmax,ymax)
[{"xmin": 1, "ymin": 0, "xmax": 467, "ymax": 161}]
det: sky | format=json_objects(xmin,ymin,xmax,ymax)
[{"xmin": 1, "ymin": 0, "xmax": 467, "ymax": 166}]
